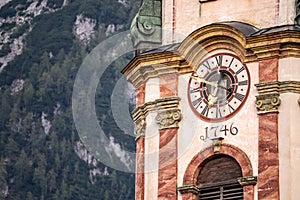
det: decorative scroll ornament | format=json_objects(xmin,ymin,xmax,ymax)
[
  {"xmin": 237, "ymin": 176, "xmax": 257, "ymax": 186},
  {"xmin": 134, "ymin": 117, "xmax": 146, "ymax": 140},
  {"xmin": 255, "ymin": 94, "xmax": 281, "ymax": 115},
  {"xmin": 130, "ymin": 0, "xmax": 162, "ymax": 47},
  {"xmin": 155, "ymin": 108, "xmax": 181, "ymax": 130},
  {"xmin": 177, "ymin": 184, "xmax": 200, "ymax": 195},
  {"xmin": 255, "ymin": 82, "xmax": 281, "ymax": 115}
]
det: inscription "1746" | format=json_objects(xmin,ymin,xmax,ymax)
[{"xmin": 200, "ymin": 123, "xmax": 239, "ymax": 141}]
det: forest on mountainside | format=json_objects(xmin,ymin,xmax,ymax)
[{"xmin": 0, "ymin": 0, "xmax": 141, "ymax": 199}]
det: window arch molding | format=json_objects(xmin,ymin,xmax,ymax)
[{"xmin": 179, "ymin": 143, "xmax": 255, "ymax": 200}]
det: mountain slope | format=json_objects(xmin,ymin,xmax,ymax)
[{"xmin": 0, "ymin": 0, "xmax": 141, "ymax": 199}]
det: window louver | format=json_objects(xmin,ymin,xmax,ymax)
[{"xmin": 199, "ymin": 183, "xmax": 243, "ymax": 200}]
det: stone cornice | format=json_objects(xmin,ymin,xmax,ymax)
[
  {"xmin": 178, "ymin": 23, "xmax": 248, "ymax": 65},
  {"xmin": 245, "ymin": 30, "xmax": 300, "ymax": 62},
  {"xmin": 132, "ymin": 97, "xmax": 181, "ymax": 139},
  {"xmin": 123, "ymin": 23, "xmax": 300, "ymax": 87},
  {"xmin": 279, "ymin": 81, "xmax": 300, "ymax": 94},
  {"xmin": 122, "ymin": 53, "xmax": 189, "ymax": 88},
  {"xmin": 255, "ymin": 81, "xmax": 300, "ymax": 94}
]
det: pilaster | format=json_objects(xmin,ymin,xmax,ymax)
[{"xmin": 256, "ymin": 58, "xmax": 280, "ymax": 200}]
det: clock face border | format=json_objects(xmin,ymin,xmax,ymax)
[{"xmin": 187, "ymin": 53, "xmax": 251, "ymax": 122}]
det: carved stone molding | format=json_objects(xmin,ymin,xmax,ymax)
[
  {"xmin": 255, "ymin": 82, "xmax": 280, "ymax": 115},
  {"xmin": 255, "ymin": 81, "xmax": 300, "ymax": 95},
  {"xmin": 132, "ymin": 97, "xmax": 181, "ymax": 138},
  {"xmin": 132, "ymin": 107, "xmax": 147, "ymax": 140},
  {"xmin": 177, "ymin": 184, "xmax": 200, "ymax": 195},
  {"xmin": 279, "ymin": 81, "xmax": 300, "ymax": 94},
  {"xmin": 134, "ymin": 118, "xmax": 146, "ymax": 140},
  {"xmin": 255, "ymin": 81, "xmax": 280, "ymax": 95},
  {"xmin": 255, "ymin": 81, "xmax": 300, "ymax": 115},
  {"xmin": 155, "ymin": 108, "xmax": 181, "ymax": 130},
  {"xmin": 255, "ymin": 94, "xmax": 281, "ymax": 115},
  {"xmin": 237, "ymin": 176, "xmax": 257, "ymax": 186},
  {"xmin": 124, "ymin": 22, "xmax": 300, "ymax": 88},
  {"xmin": 155, "ymin": 97, "xmax": 182, "ymax": 130}
]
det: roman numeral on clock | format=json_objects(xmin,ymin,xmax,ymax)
[
  {"xmin": 201, "ymin": 105, "xmax": 209, "ymax": 117},
  {"xmin": 216, "ymin": 108, "xmax": 222, "ymax": 118},
  {"xmin": 215, "ymin": 55, "xmax": 223, "ymax": 66},
  {"xmin": 238, "ymin": 80, "xmax": 248, "ymax": 86},
  {"xmin": 202, "ymin": 61, "xmax": 211, "ymax": 71},
  {"xmin": 192, "ymin": 98, "xmax": 202, "ymax": 109},
  {"xmin": 190, "ymin": 87, "xmax": 201, "ymax": 93},
  {"xmin": 236, "ymin": 67, "xmax": 245, "ymax": 75},
  {"xmin": 228, "ymin": 57, "xmax": 235, "ymax": 68},
  {"xmin": 228, "ymin": 104, "xmax": 235, "ymax": 113},
  {"xmin": 235, "ymin": 93, "xmax": 245, "ymax": 102}
]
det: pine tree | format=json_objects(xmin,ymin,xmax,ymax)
[{"xmin": 0, "ymin": 159, "xmax": 7, "ymax": 199}]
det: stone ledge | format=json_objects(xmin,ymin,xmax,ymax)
[
  {"xmin": 237, "ymin": 176, "xmax": 257, "ymax": 186},
  {"xmin": 177, "ymin": 184, "xmax": 200, "ymax": 195},
  {"xmin": 255, "ymin": 81, "xmax": 300, "ymax": 95}
]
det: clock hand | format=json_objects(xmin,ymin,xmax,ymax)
[
  {"xmin": 191, "ymin": 75, "xmax": 232, "ymax": 92},
  {"xmin": 190, "ymin": 75, "xmax": 218, "ymax": 88},
  {"xmin": 216, "ymin": 82, "xmax": 233, "ymax": 92},
  {"xmin": 208, "ymin": 94, "xmax": 218, "ymax": 108}
]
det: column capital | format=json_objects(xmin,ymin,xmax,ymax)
[{"xmin": 132, "ymin": 97, "xmax": 181, "ymax": 139}]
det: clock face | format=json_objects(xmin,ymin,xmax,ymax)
[{"xmin": 188, "ymin": 53, "xmax": 250, "ymax": 121}]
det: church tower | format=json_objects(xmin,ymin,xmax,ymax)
[{"xmin": 122, "ymin": 0, "xmax": 300, "ymax": 199}]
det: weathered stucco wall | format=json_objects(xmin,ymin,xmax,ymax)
[{"xmin": 163, "ymin": 0, "xmax": 296, "ymax": 44}]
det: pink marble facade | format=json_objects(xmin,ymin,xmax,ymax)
[
  {"xmin": 259, "ymin": 58, "xmax": 278, "ymax": 82},
  {"xmin": 181, "ymin": 193, "xmax": 197, "ymax": 200},
  {"xmin": 158, "ymin": 73, "xmax": 179, "ymax": 199},
  {"xmin": 258, "ymin": 114, "xmax": 279, "ymax": 200},
  {"xmin": 136, "ymin": 137, "xmax": 145, "ymax": 200},
  {"xmin": 160, "ymin": 74, "xmax": 178, "ymax": 98},
  {"xmin": 257, "ymin": 59, "xmax": 280, "ymax": 199},
  {"xmin": 136, "ymin": 84, "xmax": 145, "ymax": 107},
  {"xmin": 158, "ymin": 129, "xmax": 178, "ymax": 199},
  {"xmin": 135, "ymin": 83, "xmax": 145, "ymax": 200}
]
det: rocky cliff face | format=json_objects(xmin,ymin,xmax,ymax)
[
  {"xmin": 0, "ymin": 0, "xmax": 66, "ymax": 72},
  {"xmin": 0, "ymin": 0, "xmax": 129, "ymax": 73}
]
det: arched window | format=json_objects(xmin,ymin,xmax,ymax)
[{"xmin": 197, "ymin": 155, "xmax": 244, "ymax": 200}]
